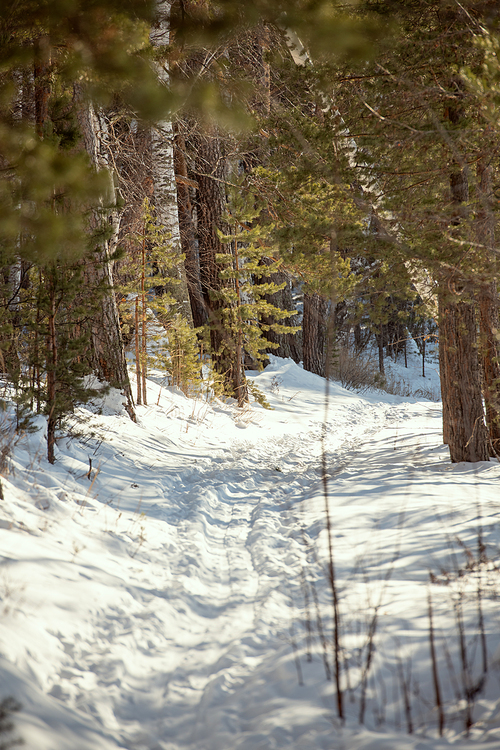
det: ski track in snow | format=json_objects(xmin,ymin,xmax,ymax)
[
  {"xmin": 1, "ymin": 355, "xmax": 500, "ymax": 750},
  {"xmin": 89, "ymin": 397, "xmax": 395, "ymax": 749}
]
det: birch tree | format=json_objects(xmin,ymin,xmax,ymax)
[{"xmin": 150, "ymin": 0, "xmax": 193, "ymax": 325}]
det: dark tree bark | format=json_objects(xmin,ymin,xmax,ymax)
[
  {"xmin": 197, "ymin": 129, "xmax": 227, "ymax": 353},
  {"xmin": 197, "ymin": 130, "xmax": 225, "ymax": 313},
  {"xmin": 438, "ymin": 92, "xmax": 489, "ymax": 462},
  {"xmin": 302, "ymin": 292, "xmax": 328, "ymax": 376},
  {"xmin": 46, "ymin": 270, "xmax": 57, "ymax": 464},
  {"xmin": 385, "ymin": 302, "xmax": 407, "ymax": 360},
  {"xmin": 196, "ymin": 127, "xmax": 247, "ymax": 402},
  {"xmin": 353, "ymin": 322, "xmax": 371, "ymax": 353},
  {"xmin": 375, "ymin": 326, "xmax": 385, "ymax": 376},
  {"xmin": 174, "ymin": 126, "xmax": 207, "ymax": 328},
  {"xmin": 74, "ymin": 91, "xmax": 136, "ymax": 421},
  {"xmin": 258, "ymin": 257, "xmax": 301, "ymax": 363},
  {"xmin": 479, "ymin": 282, "xmax": 500, "ymax": 453},
  {"xmin": 476, "ymin": 155, "xmax": 500, "ymax": 453},
  {"xmin": 438, "ymin": 284, "xmax": 489, "ymax": 462},
  {"xmin": 34, "ymin": 35, "xmax": 50, "ymax": 138},
  {"xmin": 87, "ymin": 238, "xmax": 137, "ymax": 422}
]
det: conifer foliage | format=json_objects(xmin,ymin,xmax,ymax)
[
  {"xmin": 0, "ymin": 0, "xmax": 166, "ymax": 459},
  {"xmin": 1, "ymin": 0, "xmax": 499, "ymax": 463},
  {"xmin": 331, "ymin": 0, "xmax": 500, "ymax": 461},
  {"xmin": 216, "ymin": 184, "xmax": 300, "ymax": 404}
]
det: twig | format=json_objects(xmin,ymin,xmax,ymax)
[
  {"xmin": 300, "ymin": 567, "xmax": 313, "ymax": 662},
  {"xmin": 475, "ymin": 490, "xmax": 488, "ymax": 677},
  {"xmin": 321, "ymin": 230, "xmax": 343, "ymax": 721},
  {"xmin": 454, "ymin": 591, "xmax": 473, "ymax": 735},
  {"xmin": 428, "ymin": 583, "xmax": 445, "ymax": 736},
  {"xmin": 397, "ymin": 653, "xmax": 413, "ymax": 735}
]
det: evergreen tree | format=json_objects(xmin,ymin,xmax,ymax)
[
  {"xmin": 0, "ymin": 0, "xmax": 170, "ymax": 446},
  {"xmin": 327, "ymin": 0, "xmax": 500, "ymax": 460},
  {"xmin": 118, "ymin": 197, "xmax": 194, "ymax": 403},
  {"xmin": 38, "ymin": 258, "xmax": 108, "ymax": 463},
  {"xmin": 216, "ymin": 184, "xmax": 299, "ymax": 404}
]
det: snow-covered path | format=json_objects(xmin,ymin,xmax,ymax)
[
  {"xmin": 69, "ymin": 373, "xmax": 398, "ymax": 748},
  {"xmin": 1, "ymin": 357, "xmax": 500, "ymax": 750}
]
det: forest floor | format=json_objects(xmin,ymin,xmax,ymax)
[{"xmin": 1, "ymin": 348, "xmax": 500, "ymax": 750}]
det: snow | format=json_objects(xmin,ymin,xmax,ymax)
[{"xmin": 0, "ymin": 348, "xmax": 499, "ymax": 750}]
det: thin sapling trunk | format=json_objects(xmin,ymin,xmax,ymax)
[
  {"xmin": 46, "ymin": 277, "xmax": 57, "ymax": 464},
  {"xmin": 141, "ymin": 234, "xmax": 147, "ymax": 405},
  {"xmin": 300, "ymin": 567, "xmax": 313, "ymax": 663},
  {"xmin": 397, "ymin": 654, "xmax": 413, "ymax": 735},
  {"xmin": 135, "ymin": 296, "xmax": 142, "ymax": 405},
  {"xmin": 321, "ymin": 230, "xmax": 343, "ymax": 721}
]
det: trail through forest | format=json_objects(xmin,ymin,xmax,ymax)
[{"xmin": 1, "ymin": 356, "xmax": 500, "ymax": 750}]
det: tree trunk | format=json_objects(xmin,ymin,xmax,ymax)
[
  {"xmin": 150, "ymin": 1, "xmax": 193, "ymax": 325},
  {"xmin": 376, "ymin": 327, "xmax": 385, "ymax": 376},
  {"xmin": 478, "ymin": 283, "xmax": 500, "ymax": 453},
  {"xmin": 232, "ymin": 240, "xmax": 249, "ymax": 406},
  {"xmin": 476, "ymin": 155, "xmax": 500, "ymax": 453},
  {"xmin": 303, "ymin": 292, "xmax": 328, "ymax": 376},
  {"xmin": 34, "ymin": 35, "xmax": 50, "ymax": 138},
  {"xmin": 141, "ymin": 236, "xmax": 148, "ymax": 406},
  {"xmin": 258, "ymin": 24, "xmax": 271, "ymax": 117},
  {"xmin": 197, "ymin": 129, "xmax": 226, "ymax": 357},
  {"xmin": 91, "ymin": 245, "xmax": 137, "ymax": 422},
  {"xmin": 174, "ymin": 126, "xmax": 207, "ymax": 328},
  {"xmin": 46, "ymin": 269, "xmax": 57, "ymax": 464},
  {"xmin": 438, "ymin": 284, "xmax": 489, "ymax": 462},
  {"xmin": 438, "ymin": 293, "xmax": 450, "ymax": 446},
  {"xmin": 74, "ymin": 90, "xmax": 136, "ymax": 421},
  {"xmin": 196, "ymin": 127, "xmax": 245, "ymax": 397},
  {"xmin": 439, "ymin": 113, "xmax": 489, "ymax": 462},
  {"xmin": 134, "ymin": 296, "xmax": 142, "ymax": 405}
]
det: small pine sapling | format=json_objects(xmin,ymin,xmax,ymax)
[
  {"xmin": 118, "ymin": 198, "xmax": 184, "ymax": 404},
  {"xmin": 37, "ymin": 257, "xmax": 107, "ymax": 463},
  {"xmin": 150, "ymin": 313, "xmax": 202, "ymax": 397},
  {"xmin": 215, "ymin": 184, "xmax": 299, "ymax": 405},
  {"xmin": 247, "ymin": 381, "xmax": 273, "ymax": 409},
  {"xmin": 0, "ymin": 251, "xmax": 108, "ymax": 463}
]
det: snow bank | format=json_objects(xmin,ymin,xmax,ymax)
[{"xmin": 0, "ymin": 356, "xmax": 499, "ymax": 749}]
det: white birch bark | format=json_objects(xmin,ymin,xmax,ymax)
[
  {"xmin": 150, "ymin": 1, "xmax": 193, "ymax": 324},
  {"xmin": 284, "ymin": 30, "xmax": 378, "ymax": 200}
]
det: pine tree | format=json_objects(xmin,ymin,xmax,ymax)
[
  {"xmin": 215, "ymin": 184, "xmax": 299, "ymax": 403},
  {"xmin": 151, "ymin": 313, "xmax": 202, "ymax": 396},
  {"xmin": 328, "ymin": 0, "xmax": 499, "ymax": 461},
  {"xmin": 0, "ymin": 0, "xmax": 184, "ymax": 449},
  {"xmin": 39, "ymin": 258, "xmax": 109, "ymax": 463},
  {"xmin": 0, "ymin": 0, "xmax": 167, "ymax": 444},
  {"xmin": 150, "ymin": 0, "xmax": 194, "ymax": 326},
  {"xmin": 118, "ymin": 197, "xmax": 192, "ymax": 403},
  {"xmin": 251, "ymin": 161, "xmax": 363, "ymax": 377}
]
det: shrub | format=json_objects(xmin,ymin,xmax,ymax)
[{"xmin": 331, "ymin": 346, "xmax": 384, "ymax": 393}]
